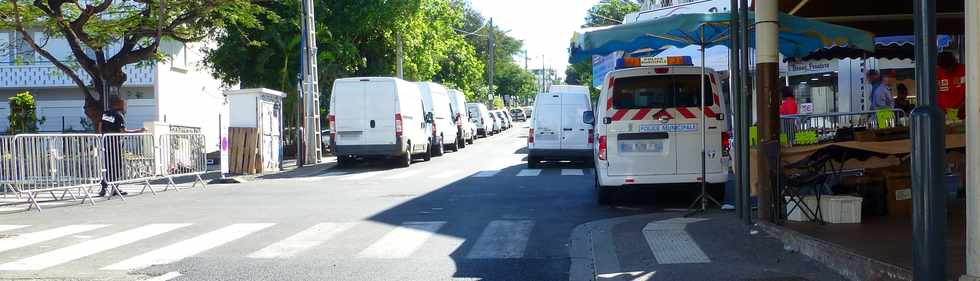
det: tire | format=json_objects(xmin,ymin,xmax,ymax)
[
  {"xmin": 397, "ymin": 151, "xmax": 411, "ymax": 168},
  {"xmin": 422, "ymin": 144, "xmax": 433, "ymax": 161},
  {"xmin": 596, "ymin": 175, "xmax": 614, "ymax": 205},
  {"xmin": 458, "ymin": 136, "xmax": 466, "ymax": 149},
  {"xmin": 527, "ymin": 156, "xmax": 539, "ymax": 169},
  {"xmin": 433, "ymin": 139, "xmax": 444, "ymax": 156},
  {"xmin": 337, "ymin": 156, "xmax": 354, "ymax": 168},
  {"xmin": 449, "ymin": 138, "xmax": 460, "ymax": 152}
]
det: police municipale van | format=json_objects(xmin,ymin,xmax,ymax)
[{"xmin": 593, "ymin": 56, "xmax": 731, "ymax": 205}]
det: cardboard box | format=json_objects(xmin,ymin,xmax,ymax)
[{"xmin": 884, "ymin": 172, "xmax": 912, "ymax": 217}]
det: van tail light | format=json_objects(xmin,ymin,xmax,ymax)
[
  {"xmin": 721, "ymin": 131, "xmax": 731, "ymax": 157},
  {"xmin": 528, "ymin": 128, "xmax": 534, "ymax": 144},
  {"xmin": 598, "ymin": 136, "xmax": 607, "ymax": 160},
  {"xmin": 395, "ymin": 114, "xmax": 403, "ymax": 138},
  {"xmin": 588, "ymin": 128, "xmax": 594, "ymax": 144},
  {"xmin": 328, "ymin": 115, "xmax": 336, "ymax": 139},
  {"xmin": 432, "ymin": 122, "xmax": 437, "ymax": 136},
  {"xmin": 456, "ymin": 113, "xmax": 462, "ymax": 127}
]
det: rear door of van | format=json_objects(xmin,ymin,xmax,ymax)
[
  {"xmin": 333, "ymin": 80, "xmax": 396, "ymax": 146},
  {"xmin": 605, "ymin": 73, "xmax": 677, "ymax": 176},
  {"xmin": 533, "ymin": 93, "xmax": 562, "ymax": 149},
  {"xmin": 560, "ymin": 93, "xmax": 591, "ymax": 150}
]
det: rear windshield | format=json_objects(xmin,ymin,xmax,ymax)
[{"xmin": 612, "ymin": 75, "xmax": 714, "ymax": 109}]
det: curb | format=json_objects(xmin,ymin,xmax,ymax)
[
  {"xmin": 757, "ymin": 221, "xmax": 913, "ymax": 281},
  {"xmin": 568, "ymin": 214, "xmax": 668, "ymax": 281}
]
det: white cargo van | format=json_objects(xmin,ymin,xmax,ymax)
[
  {"xmin": 417, "ymin": 82, "xmax": 460, "ymax": 155},
  {"xmin": 593, "ymin": 56, "xmax": 731, "ymax": 204},
  {"xmin": 527, "ymin": 88, "xmax": 594, "ymax": 168},
  {"xmin": 448, "ymin": 89, "xmax": 474, "ymax": 147},
  {"xmin": 466, "ymin": 103, "xmax": 493, "ymax": 137},
  {"xmin": 329, "ymin": 77, "xmax": 431, "ymax": 167}
]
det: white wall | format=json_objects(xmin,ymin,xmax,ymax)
[
  {"xmin": 154, "ymin": 41, "xmax": 233, "ymax": 153},
  {"xmin": 0, "ymin": 87, "xmax": 155, "ymax": 133}
]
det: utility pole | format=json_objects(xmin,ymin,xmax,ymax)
[
  {"xmin": 964, "ymin": 1, "xmax": 980, "ymax": 280},
  {"xmin": 541, "ymin": 55, "xmax": 546, "ymax": 92},
  {"xmin": 397, "ymin": 32, "xmax": 404, "ymax": 79},
  {"xmin": 754, "ymin": 0, "xmax": 779, "ymax": 222},
  {"xmin": 488, "ymin": 18, "xmax": 495, "ymax": 105},
  {"xmin": 524, "ymin": 50, "xmax": 529, "ymax": 71},
  {"xmin": 299, "ymin": 0, "xmax": 322, "ymax": 166}
]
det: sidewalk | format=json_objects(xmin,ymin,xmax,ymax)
[{"xmin": 571, "ymin": 212, "xmax": 846, "ymax": 281}]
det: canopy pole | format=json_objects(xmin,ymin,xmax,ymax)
[
  {"xmin": 754, "ymin": 0, "xmax": 780, "ymax": 222},
  {"xmin": 701, "ymin": 24, "xmax": 709, "ymax": 212},
  {"xmin": 964, "ymin": 0, "xmax": 980, "ymax": 278},
  {"xmin": 729, "ymin": 0, "xmax": 746, "ymax": 222},
  {"xmin": 738, "ymin": 0, "xmax": 752, "ymax": 225}
]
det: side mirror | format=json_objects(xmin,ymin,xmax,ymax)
[
  {"xmin": 603, "ymin": 117, "xmax": 613, "ymax": 124},
  {"xmin": 582, "ymin": 111, "xmax": 595, "ymax": 125},
  {"xmin": 425, "ymin": 112, "xmax": 434, "ymax": 123}
]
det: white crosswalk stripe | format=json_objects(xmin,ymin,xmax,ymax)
[
  {"xmin": 517, "ymin": 169, "xmax": 541, "ymax": 177},
  {"xmin": 357, "ymin": 221, "xmax": 445, "ymax": 259},
  {"xmin": 465, "ymin": 220, "xmax": 534, "ymax": 259},
  {"xmin": 561, "ymin": 169, "xmax": 585, "ymax": 176},
  {"xmin": 385, "ymin": 170, "xmax": 424, "ymax": 180},
  {"xmin": 472, "ymin": 171, "xmax": 500, "ymax": 178},
  {"xmin": 0, "ymin": 224, "xmax": 109, "ymax": 254},
  {"xmin": 248, "ymin": 222, "xmax": 356, "ymax": 259},
  {"xmin": 0, "ymin": 224, "xmax": 189, "ymax": 271},
  {"xmin": 0, "ymin": 225, "xmax": 29, "ymax": 232},
  {"xmin": 429, "ymin": 170, "xmax": 461, "ymax": 179},
  {"xmin": 341, "ymin": 171, "xmax": 387, "ymax": 181},
  {"xmin": 102, "ymin": 223, "xmax": 274, "ymax": 270}
]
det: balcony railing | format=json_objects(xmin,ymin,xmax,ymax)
[{"xmin": 0, "ymin": 63, "xmax": 155, "ymax": 88}]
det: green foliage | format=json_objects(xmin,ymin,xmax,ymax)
[
  {"xmin": 6, "ymin": 91, "xmax": 44, "ymax": 134},
  {"xmin": 492, "ymin": 96, "xmax": 505, "ymax": 110}
]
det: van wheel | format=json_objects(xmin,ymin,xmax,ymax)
[
  {"xmin": 596, "ymin": 176, "xmax": 615, "ymax": 205},
  {"xmin": 527, "ymin": 157, "xmax": 539, "ymax": 169},
  {"xmin": 433, "ymin": 140, "xmax": 445, "ymax": 156},
  {"xmin": 458, "ymin": 137, "xmax": 467, "ymax": 149},
  {"xmin": 337, "ymin": 156, "xmax": 354, "ymax": 168},
  {"xmin": 397, "ymin": 152, "xmax": 411, "ymax": 168},
  {"xmin": 422, "ymin": 145, "xmax": 432, "ymax": 161},
  {"xmin": 449, "ymin": 139, "xmax": 460, "ymax": 152}
]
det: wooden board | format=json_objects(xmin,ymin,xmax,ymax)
[{"xmin": 228, "ymin": 127, "xmax": 260, "ymax": 175}]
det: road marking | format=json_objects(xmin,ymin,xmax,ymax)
[
  {"xmin": 297, "ymin": 172, "xmax": 348, "ymax": 181},
  {"xmin": 0, "ymin": 224, "xmax": 109, "ymax": 254},
  {"xmin": 248, "ymin": 222, "xmax": 356, "ymax": 259},
  {"xmin": 357, "ymin": 221, "xmax": 445, "ymax": 259},
  {"xmin": 0, "ymin": 224, "xmax": 189, "ymax": 270},
  {"xmin": 562, "ymin": 169, "xmax": 585, "ymax": 176},
  {"xmin": 0, "ymin": 225, "xmax": 29, "ymax": 232},
  {"xmin": 472, "ymin": 171, "xmax": 499, "ymax": 178},
  {"xmin": 597, "ymin": 271, "xmax": 656, "ymax": 281},
  {"xmin": 516, "ymin": 169, "xmax": 541, "ymax": 177},
  {"xmin": 430, "ymin": 170, "xmax": 460, "ymax": 179},
  {"xmin": 145, "ymin": 271, "xmax": 182, "ymax": 281},
  {"xmin": 643, "ymin": 218, "xmax": 710, "ymax": 264},
  {"xmin": 102, "ymin": 223, "xmax": 274, "ymax": 270},
  {"xmin": 465, "ymin": 220, "xmax": 534, "ymax": 259},
  {"xmin": 385, "ymin": 170, "xmax": 423, "ymax": 180},
  {"xmin": 341, "ymin": 171, "xmax": 387, "ymax": 181}
]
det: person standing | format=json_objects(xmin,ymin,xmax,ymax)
[
  {"xmin": 779, "ymin": 87, "xmax": 799, "ymax": 116},
  {"xmin": 937, "ymin": 52, "xmax": 967, "ymax": 120},
  {"xmin": 895, "ymin": 84, "xmax": 914, "ymax": 113},
  {"xmin": 867, "ymin": 70, "xmax": 894, "ymax": 110},
  {"xmin": 98, "ymin": 97, "xmax": 144, "ymax": 197}
]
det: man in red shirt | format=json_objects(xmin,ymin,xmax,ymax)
[
  {"xmin": 937, "ymin": 52, "xmax": 966, "ymax": 120},
  {"xmin": 780, "ymin": 87, "xmax": 799, "ymax": 116}
]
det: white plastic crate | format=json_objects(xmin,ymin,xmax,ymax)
[
  {"xmin": 819, "ymin": 195, "xmax": 863, "ymax": 224},
  {"xmin": 786, "ymin": 196, "xmax": 819, "ymax": 222}
]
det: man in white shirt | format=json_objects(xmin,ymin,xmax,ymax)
[{"xmin": 867, "ymin": 70, "xmax": 894, "ymax": 110}]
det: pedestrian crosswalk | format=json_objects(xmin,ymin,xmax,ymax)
[
  {"xmin": 298, "ymin": 168, "xmax": 590, "ymax": 182},
  {"xmin": 0, "ymin": 219, "xmax": 544, "ymax": 272}
]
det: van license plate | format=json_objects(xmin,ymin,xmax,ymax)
[{"xmin": 619, "ymin": 140, "xmax": 666, "ymax": 154}]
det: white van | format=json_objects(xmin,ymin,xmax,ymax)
[
  {"xmin": 329, "ymin": 77, "xmax": 431, "ymax": 167},
  {"xmin": 527, "ymin": 89, "xmax": 594, "ymax": 168},
  {"xmin": 417, "ymin": 82, "xmax": 460, "ymax": 155},
  {"xmin": 448, "ymin": 89, "xmax": 475, "ymax": 147},
  {"xmin": 593, "ymin": 56, "xmax": 731, "ymax": 204},
  {"xmin": 466, "ymin": 103, "xmax": 493, "ymax": 137}
]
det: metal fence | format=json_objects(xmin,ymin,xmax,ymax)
[
  {"xmin": 1, "ymin": 132, "xmax": 209, "ymax": 211},
  {"xmin": 780, "ymin": 109, "xmax": 908, "ymax": 146}
]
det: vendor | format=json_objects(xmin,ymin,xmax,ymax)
[
  {"xmin": 937, "ymin": 52, "xmax": 966, "ymax": 120},
  {"xmin": 780, "ymin": 87, "xmax": 799, "ymax": 116}
]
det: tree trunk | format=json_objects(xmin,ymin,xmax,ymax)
[{"xmin": 83, "ymin": 69, "xmax": 128, "ymax": 132}]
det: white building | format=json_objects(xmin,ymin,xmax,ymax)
[{"xmin": 0, "ymin": 31, "xmax": 232, "ymax": 152}]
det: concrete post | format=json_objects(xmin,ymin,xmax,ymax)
[
  {"xmin": 754, "ymin": 0, "xmax": 780, "ymax": 221},
  {"xmin": 962, "ymin": 1, "xmax": 980, "ymax": 280}
]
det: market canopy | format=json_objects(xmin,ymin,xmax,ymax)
[
  {"xmin": 569, "ymin": 12, "xmax": 876, "ymax": 64},
  {"xmin": 799, "ymin": 35, "xmax": 955, "ymax": 61}
]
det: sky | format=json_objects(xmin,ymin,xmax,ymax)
[{"xmin": 469, "ymin": 0, "xmax": 601, "ymax": 79}]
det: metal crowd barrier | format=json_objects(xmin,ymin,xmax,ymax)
[
  {"xmin": 7, "ymin": 134, "xmax": 104, "ymax": 210},
  {"xmin": 2, "ymin": 132, "xmax": 210, "ymax": 212},
  {"xmin": 780, "ymin": 109, "xmax": 908, "ymax": 147},
  {"xmin": 157, "ymin": 133, "xmax": 208, "ymax": 190}
]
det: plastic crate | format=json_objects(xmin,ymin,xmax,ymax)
[
  {"xmin": 820, "ymin": 195, "xmax": 863, "ymax": 224},
  {"xmin": 786, "ymin": 196, "xmax": 819, "ymax": 222}
]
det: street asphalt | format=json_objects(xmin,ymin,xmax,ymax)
[{"xmin": 0, "ymin": 123, "xmax": 844, "ymax": 281}]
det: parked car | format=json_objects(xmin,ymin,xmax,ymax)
[
  {"xmin": 329, "ymin": 77, "xmax": 431, "ymax": 168},
  {"xmin": 527, "ymin": 89, "xmax": 594, "ymax": 169},
  {"xmin": 493, "ymin": 110, "xmax": 510, "ymax": 130},
  {"xmin": 448, "ymin": 89, "xmax": 475, "ymax": 147},
  {"xmin": 510, "ymin": 108, "xmax": 527, "ymax": 122},
  {"xmin": 466, "ymin": 103, "xmax": 493, "ymax": 137},
  {"xmin": 417, "ymin": 82, "xmax": 460, "ymax": 155},
  {"xmin": 489, "ymin": 110, "xmax": 503, "ymax": 134},
  {"xmin": 592, "ymin": 56, "xmax": 730, "ymax": 205}
]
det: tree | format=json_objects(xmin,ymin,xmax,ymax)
[
  {"xmin": 0, "ymin": 0, "xmax": 269, "ymax": 125},
  {"xmin": 566, "ymin": 0, "xmax": 639, "ymax": 98},
  {"xmin": 6, "ymin": 91, "xmax": 44, "ymax": 134}
]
